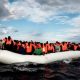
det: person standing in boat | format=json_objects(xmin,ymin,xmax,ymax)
[{"xmin": 6, "ymin": 36, "xmax": 13, "ymax": 51}]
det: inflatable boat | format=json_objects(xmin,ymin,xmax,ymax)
[{"xmin": 0, "ymin": 50, "xmax": 80, "ymax": 64}]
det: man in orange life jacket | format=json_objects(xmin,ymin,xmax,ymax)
[
  {"xmin": 6, "ymin": 36, "xmax": 13, "ymax": 51},
  {"xmin": 46, "ymin": 43, "xmax": 55, "ymax": 53},
  {"xmin": 61, "ymin": 42, "xmax": 68, "ymax": 51},
  {"xmin": 25, "ymin": 42, "xmax": 33, "ymax": 55}
]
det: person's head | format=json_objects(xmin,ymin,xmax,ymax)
[
  {"xmin": 5, "ymin": 37, "xmax": 7, "ymax": 39},
  {"xmin": 50, "ymin": 43, "xmax": 52, "ymax": 46},
  {"xmin": 8, "ymin": 36, "xmax": 11, "ymax": 40},
  {"xmin": 62, "ymin": 42, "xmax": 65, "ymax": 45},
  {"xmin": 28, "ymin": 42, "xmax": 30, "ymax": 45},
  {"xmin": 22, "ymin": 43, "xmax": 25, "ymax": 48},
  {"xmin": 25, "ymin": 42, "xmax": 28, "ymax": 46},
  {"xmin": 0, "ymin": 40, "xmax": 2, "ymax": 42},
  {"xmin": 46, "ymin": 41, "xmax": 48, "ymax": 44}
]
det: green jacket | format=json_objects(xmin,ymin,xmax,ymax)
[{"xmin": 33, "ymin": 48, "xmax": 42, "ymax": 55}]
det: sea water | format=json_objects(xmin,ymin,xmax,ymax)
[{"xmin": 0, "ymin": 59, "xmax": 80, "ymax": 80}]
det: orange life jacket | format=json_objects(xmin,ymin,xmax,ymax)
[
  {"xmin": 46, "ymin": 44, "xmax": 55, "ymax": 52},
  {"xmin": 6, "ymin": 39, "xmax": 12, "ymax": 45},
  {"xmin": 26, "ymin": 45, "xmax": 32, "ymax": 53},
  {"xmin": 46, "ymin": 44, "xmax": 50, "ymax": 51},
  {"xmin": 62, "ymin": 43, "xmax": 68, "ymax": 51}
]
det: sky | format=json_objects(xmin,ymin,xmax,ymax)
[{"xmin": 0, "ymin": 0, "xmax": 80, "ymax": 42}]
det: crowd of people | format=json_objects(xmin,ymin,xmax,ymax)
[{"xmin": 0, "ymin": 36, "xmax": 80, "ymax": 55}]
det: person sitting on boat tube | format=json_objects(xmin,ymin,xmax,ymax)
[{"xmin": 33, "ymin": 44, "xmax": 42, "ymax": 55}]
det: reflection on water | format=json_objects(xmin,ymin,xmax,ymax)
[{"xmin": 0, "ymin": 60, "xmax": 80, "ymax": 80}]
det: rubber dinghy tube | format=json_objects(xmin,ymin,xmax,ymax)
[{"xmin": 0, "ymin": 50, "xmax": 80, "ymax": 64}]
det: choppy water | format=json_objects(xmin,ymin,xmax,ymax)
[{"xmin": 0, "ymin": 59, "xmax": 80, "ymax": 80}]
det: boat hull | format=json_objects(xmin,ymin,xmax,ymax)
[{"xmin": 0, "ymin": 50, "xmax": 80, "ymax": 64}]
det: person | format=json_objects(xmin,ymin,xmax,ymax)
[
  {"xmin": 0, "ymin": 40, "xmax": 2, "ymax": 49},
  {"xmin": 6, "ymin": 36, "xmax": 13, "ymax": 51},
  {"xmin": 12, "ymin": 40, "xmax": 18, "ymax": 53},
  {"xmin": 54, "ymin": 42, "xmax": 61, "ymax": 52},
  {"xmin": 17, "ymin": 41, "xmax": 21, "ymax": 51},
  {"xmin": 19, "ymin": 43, "xmax": 26, "ymax": 55},
  {"xmin": 42, "ymin": 43, "xmax": 47, "ymax": 54},
  {"xmin": 73, "ymin": 44, "xmax": 78, "ymax": 51},
  {"xmin": 62, "ymin": 42, "xmax": 68, "ymax": 51},
  {"xmin": 46, "ymin": 43, "xmax": 55, "ymax": 53},
  {"xmin": 2, "ymin": 37, "xmax": 7, "ymax": 49},
  {"xmin": 33, "ymin": 45, "xmax": 42, "ymax": 55},
  {"xmin": 25, "ymin": 42, "xmax": 32, "ymax": 55},
  {"xmin": 67, "ymin": 42, "xmax": 71, "ymax": 50}
]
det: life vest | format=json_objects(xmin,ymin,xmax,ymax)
[
  {"xmin": 26, "ymin": 45, "xmax": 32, "ymax": 54},
  {"xmin": 47, "ymin": 44, "xmax": 55, "ymax": 53},
  {"xmin": 47, "ymin": 44, "xmax": 51, "ymax": 51},
  {"xmin": 61, "ymin": 43, "xmax": 68, "ymax": 51},
  {"xmin": 6, "ymin": 39, "xmax": 12, "ymax": 45}
]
